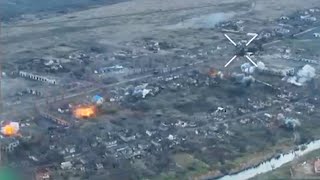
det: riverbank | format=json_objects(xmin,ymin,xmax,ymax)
[
  {"xmin": 217, "ymin": 140, "xmax": 320, "ymax": 180},
  {"xmin": 252, "ymin": 149, "xmax": 320, "ymax": 180}
]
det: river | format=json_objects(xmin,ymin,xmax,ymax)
[{"xmin": 218, "ymin": 139, "xmax": 320, "ymax": 180}]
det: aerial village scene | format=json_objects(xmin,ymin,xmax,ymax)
[{"xmin": 2, "ymin": 0, "xmax": 320, "ymax": 179}]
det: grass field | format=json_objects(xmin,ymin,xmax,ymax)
[{"xmin": 154, "ymin": 153, "xmax": 210, "ymax": 180}]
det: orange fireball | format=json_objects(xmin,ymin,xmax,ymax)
[
  {"xmin": 208, "ymin": 67, "xmax": 224, "ymax": 79},
  {"xmin": 73, "ymin": 105, "xmax": 97, "ymax": 119},
  {"xmin": 1, "ymin": 122, "xmax": 19, "ymax": 136}
]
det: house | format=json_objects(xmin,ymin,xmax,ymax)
[
  {"xmin": 99, "ymin": 65, "xmax": 124, "ymax": 73},
  {"xmin": 19, "ymin": 71, "xmax": 57, "ymax": 85},
  {"xmin": 313, "ymin": 33, "xmax": 320, "ymax": 38},
  {"xmin": 119, "ymin": 134, "xmax": 136, "ymax": 142},
  {"xmin": 35, "ymin": 168, "xmax": 50, "ymax": 180},
  {"xmin": 300, "ymin": 15, "xmax": 317, "ymax": 21},
  {"xmin": 2, "ymin": 140, "xmax": 20, "ymax": 153},
  {"xmin": 61, "ymin": 161, "xmax": 72, "ymax": 170},
  {"xmin": 280, "ymin": 16, "xmax": 289, "ymax": 20},
  {"xmin": 92, "ymin": 95, "xmax": 104, "ymax": 105}
]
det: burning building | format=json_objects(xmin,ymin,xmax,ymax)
[
  {"xmin": 73, "ymin": 104, "xmax": 97, "ymax": 119},
  {"xmin": 1, "ymin": 122, "xmax": 20, "ymax": 137},
  {"xmin": 208, "ymin": 67, "xmax": 224, "ymax": 79}
]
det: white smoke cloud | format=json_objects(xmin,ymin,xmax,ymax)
[
  {"xmin": 287, "ymin": 64, "xmax": 316, "ymax": 86},
  {"xmin": 287, "ymin": 76, "xmax": 301, "ymax": 86},
  {"xmin": 241, "ymin": 61, "xmax": 266, "ymax": 75},
  {"xmin": 257, "ymin": 61, "xmax": 266, "ymax": 70},
  {"xmin": 297, "ymin": 64, "xmax": 316, "ymax": 83},
  {"xmin": 241, "ymin": 63, "xmax": 256, "ymax": 74},
  {"xmin": 231, "ymin": 73, "xmax": 255, "ymax": 86},
  {"xmin": 284, "ymin": 118, "xmax": 301, "ymax": 129}
]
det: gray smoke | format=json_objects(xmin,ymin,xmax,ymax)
[
  {"xmin": 241, "ymin": 63, "xmax": 255, "ymax": 74},
  {"xmin": 241, "ymin": 61, "xmax": 265, "ymax": 74},
  {"xmin": 193, "ymin": 13, "xmax": 235, "ymax": 28},
  {"xmin": 287, "ymin": 64, "xmax": 316, "ymax": 86},
  {"xmin": 257, "ymin": 61, "xmax": 266, "ymax": 70},
  {"xmin": 231, "ymin": 73, "xmax": 255, "ymax": 86},
  {"xmin": 283, "ymin": 118, "xmax": 301, "ymax": 130},
  {"xmin": 297, "ymin": 64, "xmax": 316, "ymax": 83}
]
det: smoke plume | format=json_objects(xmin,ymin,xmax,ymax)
[{"xmin": 287, "ymin": 64, "xmax": 316, "ymax": 86}]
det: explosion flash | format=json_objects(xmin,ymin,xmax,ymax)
[
  {"xmin": 1, "ymin": 122, "xmax": 19, "ymax": 137},
  {"xmin": 73, "ymin": 105, "xmax": 97, "ymax": 119},
  {"xmin": 208, "ymin": 67, "xmax": 224, "ymax": 79}
]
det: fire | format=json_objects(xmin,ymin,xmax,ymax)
[
  {"xmin": 1, "ymin": 122, "xmax": 19, "ymax": 136},
  {"xmin": 73, "ymin": 105, "xmax": 97, "ymax": 119},
  {"xmin": 209, "ymin": 68, "xmax": 218, "ymax": 77},
  {"xmin": 208, "ymin": 67, "xmax": 224, "ymax": 79}
]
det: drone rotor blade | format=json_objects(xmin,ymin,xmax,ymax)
[
  {"xmin": 224, "ymin": 34, "xmax": 237, "ymax": 46},
  {"xmin": 225, "ymin": 55, "xmax": 237, "ymax": 67}
]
